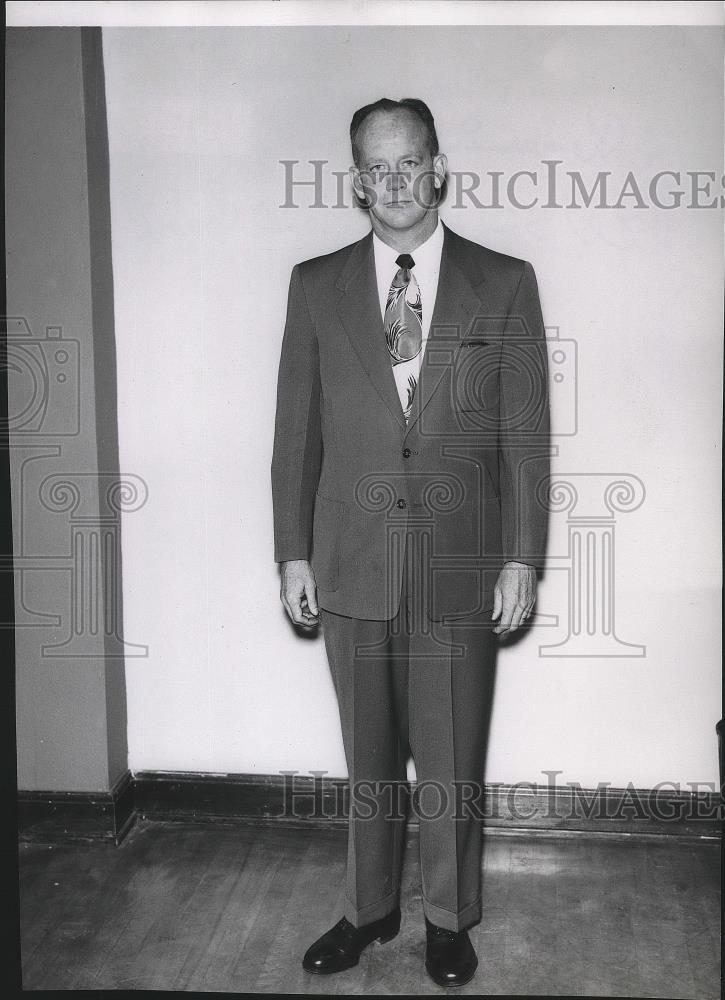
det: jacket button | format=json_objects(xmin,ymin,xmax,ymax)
[
  {"xmin": 402, "ymin": 448, "xmax": 411, "ymax": 458},
  {"xmin": 396, "ymin": 498, "xmax": 407, "ymax": 509}
]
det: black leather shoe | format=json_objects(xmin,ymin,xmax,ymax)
[
  {"xmin": 302, "ymin": 908, "xmax": 401, "ymax": 974},
  {"xmin": 424, "ymin": 917, "xmax": 478, "ymax": 987}
]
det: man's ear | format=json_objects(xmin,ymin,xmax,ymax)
[
  {"xmin": 349, "ymin": 165, "xmax": 364, "ymax": 198},
  {"xmin": 349, "ymin": 165, "xmax": 368, "ymax": 208},
  {"xmin": 432, "ymin": 153, "xmax": 448, "ymax": 188}
]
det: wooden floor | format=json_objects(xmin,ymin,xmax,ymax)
[{"xmin": 19, "ymin": 820, "xmax": 720, "ymax": 996}]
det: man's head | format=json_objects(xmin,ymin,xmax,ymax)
[{"xmin": 349, "ymin": 98, "xmax": 447, "ymax": 235}]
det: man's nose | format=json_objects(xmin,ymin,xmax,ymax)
[{"xmin": 386, "ymin": 170, "xmax": 408, "ymax": 191}]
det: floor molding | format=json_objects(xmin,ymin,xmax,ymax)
[
  {"xmin": 18, "ymin": 769, "xmax": 135, "ymax": 845},
  {"xmin": 19, "ymin": 770, "xmax": 722, "ymax": 844}
]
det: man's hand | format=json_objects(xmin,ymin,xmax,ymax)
[
  {"xmin": 280, "ymin": 559, "xmax": 320, "ymax": 628},
  {"xmin": 491, "ymin": 561, "xmax": 537, "ymax": 636}
]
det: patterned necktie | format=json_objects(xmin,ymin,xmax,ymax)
[{"xmin": 384, "ymin": 253, "xmax": 422, "ymax": 423}]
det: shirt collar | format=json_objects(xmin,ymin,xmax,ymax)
[{"xmin": 372, "ymin": 217, "xmax": 444, "ymax": 273}]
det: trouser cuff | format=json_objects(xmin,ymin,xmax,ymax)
[
  {"xmin": 422, "ymin": 894, "xmax": 481, "ymax": 932},
  {"xmin": 344, "ymin": 890, "xmax": 400, "ymax": 928}
]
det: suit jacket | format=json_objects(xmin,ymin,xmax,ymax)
[{"xmin": 271, "ymin": 222, "xmax": 550, "ymax": 621}]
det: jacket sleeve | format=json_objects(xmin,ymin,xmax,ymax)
[
  {"xmin": 498, "ymin": 261, "xmax": 551, "ymax": 570},
  {"xmin": 271, "ymin": 265, "xmax": 323, "ymax": 563}
]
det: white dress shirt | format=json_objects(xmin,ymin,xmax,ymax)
[{"xmin": 372, "ymin": 218, "xmax": 444, "ymax": 416}]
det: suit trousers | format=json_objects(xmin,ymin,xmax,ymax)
[{"xmin": 320, "ymin": 529, "xmax": 497, "ymax": 933}]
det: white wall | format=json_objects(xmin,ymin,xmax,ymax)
[{"xmin": 102, "ymin": 26, "xmax": 722, "ymax": 787}]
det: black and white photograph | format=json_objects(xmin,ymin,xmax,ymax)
[{"xmin": 4, "ymin": 0, "xmax": 722, "ymax": 995}]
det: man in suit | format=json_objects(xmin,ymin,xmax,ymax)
[{"xmin": 271, "ymin": 98, "xmax": 550, "ymax": 987}]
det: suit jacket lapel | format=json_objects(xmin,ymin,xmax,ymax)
[
  {"xmin": 335, "ymin": 232, "xmax": 406, "ymax": 429},
  {"xmin": 334, "ymin": 224, "xmax": 485, "ymax": 435},
  {"xmin": 405, "ymin": 224, "xmax": 484, "ymax": 435}
]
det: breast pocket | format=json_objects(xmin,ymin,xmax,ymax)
[{"xmin": 311, "ymin": 492, "xmax": 346, "ymax": 592}]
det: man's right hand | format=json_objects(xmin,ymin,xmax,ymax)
[{"xmin": 280, "ymin": 559, "xmax": 320, "ymax": 628}]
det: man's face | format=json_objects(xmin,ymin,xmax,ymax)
[{"xmin": 350, "ymin": 109, "xmax": 447, "ymax": 231}]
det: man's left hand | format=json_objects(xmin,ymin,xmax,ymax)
[{"xmin": 491, "ymin": 561, "xmax": 537, "ymax": 635}]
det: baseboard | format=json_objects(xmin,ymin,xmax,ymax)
[
  {"xmin": 18, "ymin": 770, "xmax": 721, "ymax": 844},
  {"xmin": 133, "ymin": 771, "xmax": 722, "ymax": 842},
  {"xmin": 18, "ymin": 769, "xmax": 135, "ymax": 845}
]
